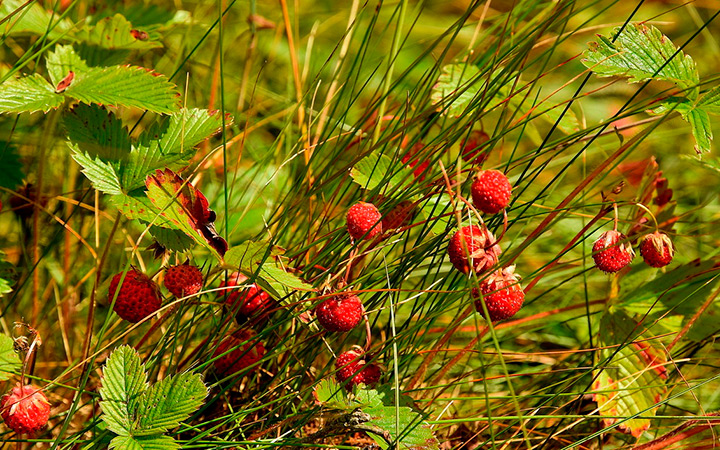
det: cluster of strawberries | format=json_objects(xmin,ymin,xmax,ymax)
[{"xmin": 593, "ymin": 229, "xmax": 674, "ymax": 273}]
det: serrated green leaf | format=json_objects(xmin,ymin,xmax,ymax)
[
  {"xmin": 0, "ymin": 74, "xmax": 64, "ymax": 113},
  {"xmin": 685, "ymin": 108, "xmax": 713, "ymax": 154},
  {"xmin": 354, "ymin": 387, "xmax": 439, "ymax": 450},
  {"xmin": 64, "ymin": 104, "xmax": 132, "ymax": 161},
  {"xmin": 313, "ymin": 379, "xmax": 352, "ymax": 410},
  {"xmin": 697, "ymin": 86, "xmax": 720, "ymax": 115},
  {"xmin": 350, "ymin": 153, "xmax": 412, "ymax": 193},
  {"xmin": 71, "ymin": 150, "xmax": 123, "ymax": 195},
  {"xmin": 109, "ymin": 435, "xmax": 179, "ymax": 450},
  {"xmin": 593, "ymin": 310, "xmax": 667, "ymax": 437},
  {"xmin": 46, "ymin": 45, "xmax": 89, "ymax": 86},
  {"xmin": 64, "ymin": 66, "xmax": 179, "ymax": 113},
  {"xmin": 0, "ymin": 0, "xmax": 74, "ymax": 40},
  {"xmin": 74, "ymin": 14, "xmax": 162, "ymax": 51},
  {"xmin": 0, "ymin": 141, "xmax": 25, "ymax": 189},
  {"xmin": 99, "ymin": 346, "xmax": 149, "ymax": 436},
  {"xmin": 109, "ymin": 191, "xmax": 175, "ymax": 228},
  {"xmin": 431, "ymin": 64, "xmax": 482, "ymax": 117},
  {"xmin": 139, "ymin": 108, "xmax": 229, "ymax": 155},
  {"xmin": 148, "ymin": 226, "xmax": 195, "ymax": 252},
  {"xmin": 582, "ymin": 23, "xmax": 699, "ymax": 93},
  {"xmin": 646, "ymin": 97, "xmax": 692, "ymax": 116},
  {"xmin": 0, "ymin": 334, "xmax": 21, "ymax": 381},
  {"xmin": 134, "ymin": 372, "xmax": 207, "ymax": 435}
]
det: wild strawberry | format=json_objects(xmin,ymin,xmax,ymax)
[
  {"xmin": 219, "ymin": 272, "xmax": 275, "ymax": 319},
  {"xmin": 639, "ymin": 232, "xmax": 674, "ymax": 268},
  {"xmin": 213, "ymin": 329, "xmax": 266, "ymax": 377},
  {"xmin": 335, "ymin": 349, "xmax": 381, "ymax": 389},
  {"xmin": 1, "ymin": 384, "xmax": 51, "ymax": 435},
  {"xmin": 382, "ymin": 200, "xmax": 415, "ymax": 231},
  {"xmin": 447, "ymin": 225, "xmax": 502, "ymax": 274},
  {"xmin": 593, "ymin": 230, "xmax": 635, "ymax": 273},
  {"xmin": 471, "ymin": 170, "xmax": 512, "ymax": 214},
  {"xmin": 164, "ymin": 264, "xmax": 203, "ymax": 297},
  {"xmin": 315, "ymin": 294, "xmax": 363, "ymax": 332},
  {"xmin": 401, "ymin": 142, "xmax": 430, "ymax": 181},
  {"xmin": 347, "ymin": 202, "xmax": 382, "ymax": 241},
  {"xmin": 108, "ymin": 269, "xmax": 162, "ymax": 323},
  {"xmin": 461, "ymin": 130, "xmax": 490, "ymax": 166},
  {"xmin": 473, "ymin": 266, "xmax": 524, "ymax": 321}
]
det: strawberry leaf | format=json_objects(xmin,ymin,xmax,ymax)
[
  {"xmin": 134, "ymin": 371, "xmax": 207, "ymax": 435},
  {"xmin": 64, "ymin": 66, "xmax": 179, "ymax": 114},
  {"xmin": 685, "ymin": 108, "xmax": 713, "ymax": 154},
  {"xmin": 350, "ymin": 153, "xmax": 413, "ymax": 193},
  {"xmin": 64, "ymin": 104, "xmax": 132, "ymax": 161},
  {"xmin": 0, "ymin": 74, "xmax": 64, "ymax": 113},
  {"xmin": 109, "ymin": 435, "xmax": 179, "ymax": 450},
  {"xmin": 582, "ymin": 23, "xmax": 699, "ymax": 94},
  {"xmin": 313, "ymin": 379, "xmax": 352, "ymax": 409},
  {"xmin": 0, "ymin": 333, "xmax": 21, "ymax": 382},
  {"xmin": 697, "ymin": 86, "xmax": 720, "ymax": 115},
  {"xmin": 71, "ymin": 151, "xmax": 123, "ymax": 195},
  {"xmin": 148, "ymin": 226, "xmax": 195, "ymax": 252},
  {"xmin": 46, "ymin": 45, "xmax": 89, "ymax": 87},
  {"xmin": 109, "ymin": 191, "xmax": 175, "ymax": 228},
  {"xmin": 99, "ymin": 346, "xmax": 149, "ymax": 436},
  {"xmin": 0, "ymin": 0, "xmax": 74, "ymax": 39},
  {"xmin": 593, "ymin": 310, "xmax": 667, "ymax": 438},
  {"xmin": 74, "ymin": 14, "xmax": 162, "ymax": 51}
]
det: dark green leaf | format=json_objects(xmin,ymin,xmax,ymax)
[
  {"xmin": 99, "ymin": 346, "xmax": 149, "ymax": 436},
  {"xmin": 109, "ymin": 435, "xmax": 179, "ymax": 450},
  {"xmin": 0, "ymin": 141, "xmax": 25, "ymax": 189},
  {"xmin": 134, "ymin": 372, "xmax": 207, "ymax": 435}
]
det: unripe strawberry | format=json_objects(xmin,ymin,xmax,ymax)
[
  {"xmin": 213, "ymin": 329, "xmax": 266, "ymax": 377},
  {"xmin": 1, "ymin": 384, "xmax": 51, "ymax": 435},
  {"xmin": 108, "ymin": 269, "xmax": 162, "ymax": 323},
  {"xmin": 315, "ymin": 294, "xmax": 363, "ymax": 332},
  {"xmin": 471, "ymin": 170, "xmax": 512, "ymax": 214},
  {"xmin": 447, "ymin": 225, "xmax": 502, "ymax": 274},
  {"xmin": 335, "ymin": 349, "xmax": 381, "ymax": 389},
  {"xmin": 347, "ymin": 202, "xmax": 382, "ymax": 241},
  {"xmin": 164, "ymin": 264, "xmax": 203, "ymax": 297},
  {"xmin": 592, "ymin": 230, "xmax": 635, "ymax": 273},
  {"xmin": 461, "ymin": 130, "xmax": 490, "ymax": 166},
  {"xmin": 639, "ymin": 232, "xmax": 674, "ymax": 268},
  {"xmin": 219, "ymin": 272, "xmax": 276, "ymax": 319},
  {"xmin": 473, "ymin": 266, "xmax": 524, "ymax": 321}
]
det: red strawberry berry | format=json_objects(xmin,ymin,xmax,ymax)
[
  {"xmin": 164, "ymin": 264, "xmax": 203, "ymax": 297},
  {"xmin": 473, "ymin": 266, "xmax": 524, "ymax": 321},
  {"xmin": 1, "ymin": 384, "xmax": 51, "ymax": 435},
  {"xmin": 639, "ymin": 232, "xmax": 674, "ymax": 268},
  {"xmin": 447, "ymin": 225, "xmax": 502, "ymax": 274},
  {"xmin": 461, "ymin": 130, "xmax": 490, "ymax": 166},
  {"xmin": 382, "ymin": 201, "xmax": 415, "ymax": 231},
  {"xmin": 213, "ymin": 329, "xmax": 266, "ymax": 377},
  {"xmin": 219, "ymin": 272, "xmax": 275, "ymax": 318},
  {"xmin": 335, "ymin": 349, "xmax": 381, "ymax": 389},
  {"xmin": 592, "ymin": 230, "xmax": 635, "ymax": 273},
  {"xmin": 315, "ymin": 294, "xmax": 363, "ymax": 332},
  {"xmin": 108, "ymin": 269, "xmax": 162, "ymax": 323},
  {"xmin": 347, "ymin": 202, "xmax": 382, "ymax": 241},
  {"xmin": 471, "ymin": 170, "xmax": 512, "ymax": 214}
]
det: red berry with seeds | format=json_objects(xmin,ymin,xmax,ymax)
[
  {"xmin": 1, "ymin": 384, "xmax": 51, "ymax": 435},
  {"xmin": 335, "ymin": 349, "xmax": 381, "ymax": 389},
  {"xmin": 592, "ymin": 230, "xmax": 635, "ymax": 273},
  {"xmin": 164, "ymin": 264, "xmax": 203, "ymax": 297},
  {"xmin": 471, "ymin": 170, "xmax": 512, "ymax": 214},
  {"xmin": 108, "ymin": 269, "xmax": 162, "ymax": 323},
  {"xmin": 219, "ymin": 272, "xmax": 275, "ymax": 318},
  {"xmin": 473, "ymin": 266, "xmax": 524, "ymax": 321},
  {"xmin": 461, "ymin": 130, "xmax": 490, "ymax": 166},
  {"xmin": 213, "ymin": 329, "xmax": 266, "ymax": 377},
  {"xmin": 315, "ymin": 294, "xmax": 363, "ymax": 332},
  {"xmin": 347, "ymin": 202, "xmax": 382, "ymax": 241},
  {"xmin": 447, "ymin": 225, "xmax": 502, "ymax": 274},
  {"xmin": 639, "ymin": 232, "xmax": 674, "ymax": 268}
]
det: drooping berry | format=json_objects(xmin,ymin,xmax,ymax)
[
  {"xmin": 461, "ymin": 130, "xmax": 490, "ymax": 166},
  {"xmin": 213, "ymin": 329, "xmax": 266, "ymax": 377},
  {"xmin": 473, "ymin": 266, "xmax": 524, "ymax": 321},
  {"xmin": 219, "ymin": 272, "xmax": 276, "ymax": 319},
  {"xmin": 471, "ymin": 170, "xmax": 512, "ymax": 214},
  {"xmin": 592, "ymin": 230, "xmax": 635, "ymax": 273},
  {"xmin": 346, "ymin": 202, "xmax": 383, "ymax": 241},
  {"xmin": 447, "ymin": 225, "xmax": 502, "ymax": 274},
  {"xmin": 639, "ymin": 232, "xmax": 674, "ymax": 268},
  {"xmin": 164, "ymin": 264, "xmax": 203, "ymax": 297},
  {"xmin": 1, "ymin": 384, "xmax": 51, "ymax": 435},
  {"xmin": 335, "ymin": 349, "xmax": 382, "ymax": 389},
  {"xmin": 315, "ymin": 294, "xmax": 363, "ymax": 332},
  {"xmin": 108, "ymin": 269, "xmax": 162, "ymax": 323}
]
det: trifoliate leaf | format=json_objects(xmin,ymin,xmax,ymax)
[
  {"xmin": 0, "ymin": 334, "xmax": 21, "ymax": 381},
  {"xmin": 0, "ymin": 74, "xmax": 63, "ymax": 113},
  {"xmin": 64, "ymin": 66, "xmax": 179, "ymax": 114},
  {"xmin": 99, "ymin": 346, "xmax": 149, "ymax": 436},
  {"xmin": 46, "ymin": 45, "xmax": 89, "ymax": 86},
  {"xmin": 582, "ymin": 23, "xmax": 699, "ymax": 94},
  {"xmin": 134, "ymin": 372, "xmax": 207, "ymax": 435}
]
